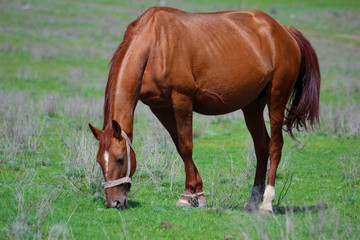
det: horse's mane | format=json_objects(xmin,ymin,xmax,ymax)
[
  {"xmin": 100, "ymin": 15, "xmax": 144, "ymax": 152},
  {"xmin": 100, "ymin": 7, "xmax": 174, "ymax": 151},
  {"xmin": 103, "ymin": 7, "xmax": 177, "ymax": 131},
  {"xmin": 103, "ymin": 19, "xmax": 141, "ymax": 130}
]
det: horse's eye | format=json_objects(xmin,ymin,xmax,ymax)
[{"xmin": 117, "ymin": 157, "xmax": 124, "ymax": 165}]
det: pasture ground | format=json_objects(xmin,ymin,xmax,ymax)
[{"xmin": 1, "ymin": 0, "xmax": 359, "ymax": 239}]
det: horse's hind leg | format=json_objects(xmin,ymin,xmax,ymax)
[
  {"xmin": 242, "ymin": 96, "xmax": 270, "ymax": 212},
  {"xmin": 149, "ymin": 92, "xmax": 206, "ymax": 207},
  {"xmin": 258, "ymin": 69, "xmax": 297, "ymax": 215}
]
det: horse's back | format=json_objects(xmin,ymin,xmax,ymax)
[{"xmin": 139, "ymin": 7, "xmax": 300, "ymax": 114}]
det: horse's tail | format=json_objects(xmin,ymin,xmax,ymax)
[{"xmin": 284, "ymin": 26, "xmax": 321, "ymax": 139}]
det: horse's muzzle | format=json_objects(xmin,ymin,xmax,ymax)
[{"xmin": 106, "ymin": 197, "xmax": 128, "ymax": 209}]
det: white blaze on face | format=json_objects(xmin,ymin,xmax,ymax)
[{"xmin": 104, "ymin": 151, "xmax": 109, "ymax": 178}]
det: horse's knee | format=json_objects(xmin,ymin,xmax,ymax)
[
  {"xmin": 255, "ymin": 143, "xmax": 269, "ymax": 160},
  {"xmin": 178, "ymin": 141, "xmax": 193, "ymax": 159}
]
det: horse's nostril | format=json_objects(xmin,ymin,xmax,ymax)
[
  {"xmin": 109, "ymin": 198, "xmax": 128, "ymax": 209},
  {"xmin": 111, "ymin": 200, "xmax": 120, "ymax": 208}
]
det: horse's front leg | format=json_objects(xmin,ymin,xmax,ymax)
[
  {"xmin": 149, "ymin": 92, "xmax": 206, "ymax": 207},
  {"xmin": 172, "ymin": 92, "xmax": 206, "ymax": 207}
]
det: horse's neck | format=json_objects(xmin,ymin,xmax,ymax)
[
  {"xmin": 107, "ymin": 33, "xmax": 149, "ymax": 137},
  {"xmin": 110, "ymin": 80, "xmax": 139, "ymax": 138},
  {"xmin": 110, "ymin": 63, "xmax": 143, "ymax": 137}
]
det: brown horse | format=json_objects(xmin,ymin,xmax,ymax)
[{"xmin": 89, "ymin": 7, "xmax": 320, "ymax": 214}]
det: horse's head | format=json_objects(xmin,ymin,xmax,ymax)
[{"xmin": 89, "ymin": 120, "xmax": 136, "ymax": 209}]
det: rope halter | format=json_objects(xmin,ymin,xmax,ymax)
[{"xmin": 103, "ymin": 130, "xmax": 133, "ymax": 189}]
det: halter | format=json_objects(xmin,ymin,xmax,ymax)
[{"xmin": 103, "ymin": 130, "xmax": 133, "ymax": 189}]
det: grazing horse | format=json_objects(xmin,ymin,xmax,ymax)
[{"xmin": 89, "ymin": 7, "xmax": 320, "ymax": 214}]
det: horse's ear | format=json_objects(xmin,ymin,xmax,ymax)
[
  {"xmin": 112, "ymin": 120, "xmax": 122, "ymax": 139},
  {"xmin": 88, "ymin": 123, "xmax": 102, "ymax": 141}
]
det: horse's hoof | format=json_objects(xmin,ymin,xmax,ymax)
[
  {"xmin": 198, "ymin": 196, "xmax": 207, "ymax": 208},
  {"xmin": 174, "ymin": 198, "xmax": 191, "ymax": 207},
  {"xmin": 244, "ymin": 203, "xmax": 258, "ymax": 213},
  {"xmin": 258, "ymin": 208, "xmax": 273, "ymax": 216}
]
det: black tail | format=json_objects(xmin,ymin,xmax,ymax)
[{"xmin": 284, "ymin": 27, "xmax": 321, "ymax": 139}]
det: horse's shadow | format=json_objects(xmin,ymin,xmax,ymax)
[
  {"xmin": 273, "ymin": 203, "xmax": 328, "ymax": 215},
  {"xmin": 128, "ymin": 200, "xmax": 141, "ymax": 208},
  {"xmin": 96, "ymin": 199, "xmax": 141, "ymax": 209}
]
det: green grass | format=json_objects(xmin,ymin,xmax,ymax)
[{"xmin": 1, "ymin": 0, "xmax": 360, "ymax": 239}]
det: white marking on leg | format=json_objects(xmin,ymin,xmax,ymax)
[
  {"xmin": 259, "ymin": 185, "xmax": 275, "ymax": 213},
  {"xmin": 104, "ymin": 151, "xmax": 109, "ymax": 178}
]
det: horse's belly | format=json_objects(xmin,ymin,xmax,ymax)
[
  {"xmin": 193, "ymin": 89, "xmax": 250, "ymax": 115},
  {"xmin": 193, "ymin": 90, "xmax": 237, "ymax": 115},
  {"xmin": 193, "ymin": 75, "xmax": 270, "ymax": 115},
  {"xmin": 191, "ymin": 48, "xmax": 272, "ymax": 115}
]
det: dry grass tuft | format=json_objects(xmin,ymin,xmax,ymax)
[
  {"xmin": 41, "ymin": 94, "xmax": 59, "ymax": 117},
  {"xmin": 135, "ymin": 114, "xmax": 183, "ymax": 190},
  {"xmin": 238, "ymin": 207, "xmax": 358, "ymax": 240},
  {"xmin": 340, "ymin": 154, "xmax": 360, "ymax": 188},
  {"xmin": 0, "ymin": 91, "xmax": 46, "ymax": 168},
  {"xmin": 207, "ymin": 143, "xmax": 257, "ymax": 210},
  {"xmin": 61, "ymin": 128, "xmax": 103, "ymax": 196},
  {"xmin": 61, "ymin": 96, "xmax": 103, "ymax": 119},
  {"xmin": 48, "ymin": 223, "xmax": 69, "ymax": 240},
  {"xmin": 4, "ymin": 171, "xmax": 61, "ymax": 239},
  {"xmin": 320, "ymin": 103, "xmax": 360, "ymax": 136}
]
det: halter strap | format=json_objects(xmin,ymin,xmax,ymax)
[{"xmin": 103, "ymin": 130, "xmax": 133, "ymax": 189}]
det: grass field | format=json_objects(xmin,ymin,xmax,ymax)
[{"xmin": 1, "ymin": 0, "xmax": 360, "ymax": 239}]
